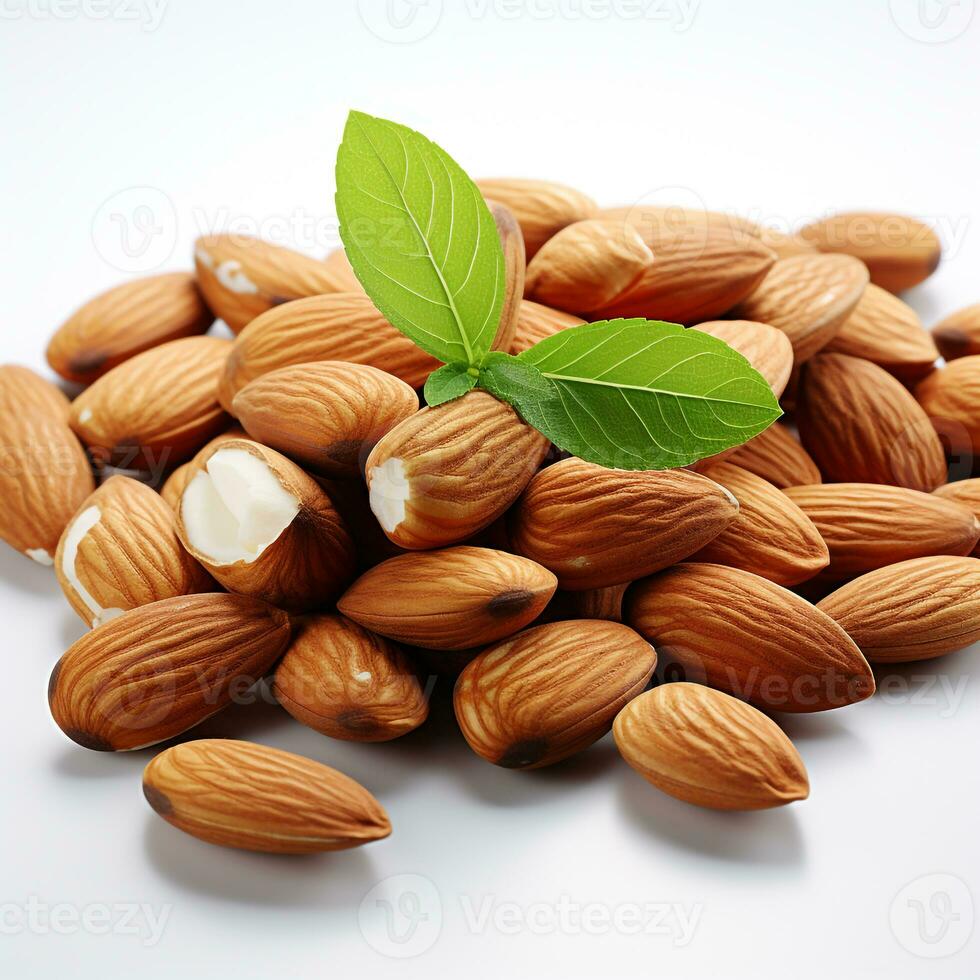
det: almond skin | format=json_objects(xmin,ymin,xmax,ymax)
[
  {"xmin": 273, "ymin": 614, "xmax": 428, "ymax": 742},
  {"xmin": 799, "ymin": 211, "xmax": 941, "ymax": 293},
  {"xmin": 142, "ymin": 739, "xmax": 390, "ymax": 853},
  {"xmin": 932, "ymin": 303, "xmax": 980, "ymax": 361},
  {"xmin": 55, "ymin": 475, "xmax": 215, "ymax": 627},
  {"xmin": 691, "ymin": 320, "xmax": 794, "ymax": 399},
  {"xmin": 46, "ymin": 272, "xmax": 213, "ymax": 384},
  {"xmin": 487, "ymin": 199, "xmax": 525, "ymax": 353},
  {"xmin": 194, "ymin": 234, "xmax": 347, "ymax": 332},
  {"xmin": 338, "ymin": 546, "xmax": 556, "ymax": 649},
  {"xmin": 365, "ymin": 391, "xmax": 550, "ymax": 550},
  {"xmin": 785, "ymin": 483, "xmax": 980, "ymax": 578},
  {"xmin": 0, "ymin": 365, "xmax": 95, "ymax": 565},
  {"xmin": 933, "ymin": 480, "xmax": 980, "ymax": 555},
  {"xmin": 626, "ymin": 563, "xmax": 874, "ymax": 712},
  {"xmin": 509, "ymin": 301, "xmax": 585, "ymax": 354},
  {"xmin": 217, "ymin": 292, "xmax": 440, "ymax": 410},
  {"xmin": 454, "ymin": 620, "xmax": 656, "ymax": 769},
  {"xmin": 613, "ymin": 684, "xmax": 809, "ymax": 811},
  {"xmin": 322, "ymin": 247, "xmax": 364, "ymax": 292},
  {"xmin": 69, "ymin": 335, "xmax": 230, "ymax": 470},
  {"xmin": 916, "ymin": 356, "xmax": 980, "ymax": 463},
  {"xmin": 48, "ymin": 594, "xmax": 291, "ymax": 751},
  {"xmin": 797, "ymin": 353, "xmax": 946, "ymax": 491},
  {"xmin": 232, "ymin": 361, "xmax": 419, "ymax": 478},
  {"xmin": 726, "ymin": 422, "xmax": 822, "ymax": 489},
  {"xmin": 508, "ymin": 459, "xmax": 738, "ymax": 590},
  {"xmin": 817, "ymin": 556, "xmax": 980, "ymax": 662},
  {"xmin": 692, "ymin": 463, "xmax": 829, "ymax": 585},
  {"xmin": 732, "ymin": 254, "xmax": 869, "ymax": 363},
  {"xmin": 756, "ymin": 226, "xmax": 818, "ymax": 260}
]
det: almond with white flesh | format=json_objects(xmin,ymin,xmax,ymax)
[
  {"xmin": 46, "ymin": 272, "xmax": 213, "ymax": 384},
  {"xmin": 338, "ymin": 546, "xmax": 556, "ymax": 649},
  {"xmin": 55, "ymin": 475, "xmax": 214, "ymax": 627},
  {"xmin": 932, "ymin": 303, "xmax": 980, "ymax": 361},
  {"xmin": 69, "ymin": 336, "xmax": 230, "ymax": 470},
  {"xmin": 691, "ymin": 320, "xmax": 794, "ymax": 399},
  {"xmin": 487, "ymin": 199, "xmax": 525, "ymax": 353},
  {"xmin": 217, "ymin": 292, "xmax": 440, "ymax": 410},
  {"xmin": 692, "ymin": 462, "xmax": 829, "ymax": 585},
  {"xmin": 232, "ymin": 361, "xmax": 418, "ymax": 478},
  {"xmin": 159, "ymin": 426, "xmax": 248, "ymax": 509},
  {"xmin": 508, "ymin": 458, "xmax": 738, "ymax": 590},
  {"xmin": 475, "ymin": 178, "xmax": 598, "ymax": 258},
  {"xmin": 142, "ymin": 739, "xmax": 390, "ymax": 853},
  {"xmin": 194, "ymin": 234, "xmax": 347, "ymax": 332},
  {"xmin": 614, "ymin": 684, "xmax": 809, "ymax": 810},
  {"xmin": 0, "ymin": 365, "xmax": 95, "ymax": 565},
  {"xmin": 784, "ymin": 483, "xmax": 980, "ymax": 578},
  {"xmin": 933, "ymin": 480, "xmax": 980, "ymax": 555},
  {"xmin": 626, "ymin": 563, "xmax": 874, "ymax": 712},
  {"xmin": 175, "ymin": 438, "xmax": 355, "ymax": 611},
  {"xmin": 799, "ymin": 211, "xmax": 941, "ymax": 293},
  {"xmin": 48, "ymin": 594, "xmax": 291, "ymax": 751},
  {"xmin": 726, "ymin": 422, "xmax": 822, "ymax": 489},
  {"xmin": 818, "ymin": 556, "xmax": 980, "ymax": 662},
  {"xmin": 916, "ymin": 356, "xmax": 980, "ymax": 462},
  {"xmin": 509, "ymin": 301, "xmax": 584, "ymax": 354},
  {"xmin": 273, "ymin": 614, "xmax": 428, "ymax": 741},
  {"xmin": 732, "ymin": 253, "xmax": 869, "ymax": 363},
  {"xmin": 797, "ymin": 353, "xmax": 946, "ymax": 491},
  {"xmin": 454, "ymin": 620, "xmax": 656, "ymax": 769},
  {"xmin": 365, "ymin": 390, "xmax": 550, "ymax": 550}
]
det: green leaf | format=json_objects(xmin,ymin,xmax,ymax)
[
  {"xmin": 424, "ymin": 363, "xmax": 478, "ymax": 406},
  {"xmin": 511, "ymin": 319, "xmax": 782, "ymax": 470},
  {"xmin": 335, "ymin": 111, "xmax": 504, "ymax": 368}
]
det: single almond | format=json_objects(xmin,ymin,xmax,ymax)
[
  {"xmin": 322, "ymin": 247, "xmax": 364, "ymax": 292},
  {"xmin": 600, "ymin": 205, "xmax": 761, "ymax": 245},
  {"xmin": 756, "ymin": 226, "xmax": 818, "ymax": 260},
  {"xmin": 0, "ymin": 364, "xmax": 72, "ymax": 421},
  {"xmin": 932, "ymin": 303, "xmax": 980, "ymax": 361},
  {"xmin": 487, "ymin": 199, "xmax": 526, "ymax": 353},
  {"xmin": 143, "ymin": 738, "xmax": 390, "ymax": 853},
  {"xmin": 915, "ymin": 356, "xmax": 980, "ymax": 463},
  {"xmin": 510, "ymin": 301, "xmax": 585, "ymax": 354},
  {"xmin": 726, "ymin": 422, "xmax": 822, "ymax": 488},
  {"xmin": 548, "ymin": 583, "xmax": 629, "ymax": 623},
  {"xmin": 159, "ymin": 426, "xmax": 248, "ymax": 510},
  {"xmin": 691, "ymin": 320, "xmax": 794, "ymax": 398},
  {"xmin": 933, "ymin": 479, "xmax": 980, "ymax": 555}
]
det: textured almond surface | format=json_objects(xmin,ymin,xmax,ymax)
[
  {"xmin": 818, "ymin": 556, "xmax": 980, "ymax": 662},
  {"xmin": 69, "ymin": 336, "xmax": 230, "ymax": 469},
  {"xmin": 0, "ymin": 364, "xmax": 72, "ymax": 420},
  {"xmin": 217, "ymin": 292, "xmax": 440, "ymax": 410},
  {"xmin": 726, "ymin": 422, "xmax": 822, "ymax": 488},
  {"xmin": 454, "ymin": 620, "xmax": 656, "ymax": 768},
  {"xmin": 933, "ymin": 479, "xmax": 980, "ymax": 555},
  {"xmin": 693, "ymin": 463, "xmax": 828, "ymax": 585},
  {"xmin": 732, "ymin": 253, "xmax": 869, "ymax": 363},
  {"xmin": 48, "ymin": 594, "xmax": 291, "ymax": 751},
  {"xmin": 46, "ymin": 272, "xmax": 212, "ymax": 384},
  {"xmin": 509, "ymin": 458, "xmax": 738, "ymax": 590},
  {"xmin": 797, "ymin": 353, "xmax": 946, "ymax": 491},
  {"xmin": 488, "ymin": 200, "xmax": 525, "ymax": 353},
  {"xmin": 691, "ymin": 320, "xmax": 794, "ymax": 398},
  {"xmin": 932, "ymin": 303, "xmax": 980, "ymax": 361},
  {"xmin": 509, "ymin": 301, "xmax": 584, "ymax": 354},
  {"xmin": 916, "ymin": 356, "xmax": 980, "ymax": 460},
  {"xmin": 232, "ymin": 361, "xmax": 418, "ymax": 477},
  {"xmin": 322, "ymin": 247, "xmax": 364, "ymax": 292},
  {"xmin": 785, "ymin": 483, "xmax": 980, "ymax": 577},
  {"xmin": 756, "ymin": 226, "xmax": 818, "ymax": 260},
  {"xmin": 614, "ymin": 684, "xmax": 809, "ymax": 810},
  {"xmin": 143, "ymin": 739, "xmax": 390, "ymax": 853},
  {"xmin": 274, "ymin": 614, "xmax": 428, "ymax": 741},
  {"xmin": 627, "ymin": 563, "xmax": 874, "ymax": 712},
  {"xmin": 339, "ymin": 546, "xmax": 556, "ymax": 649}
]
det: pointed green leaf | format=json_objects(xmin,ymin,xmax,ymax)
[{"xmin": 424, "ymin": 363, "xmax": 478, "ymax": 406}]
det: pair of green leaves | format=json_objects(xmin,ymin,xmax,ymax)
[{"xmin": 335, "ymin": 110, "xmax": 780, "ymax": 470}]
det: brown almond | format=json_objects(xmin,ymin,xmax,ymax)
[
  {"xmin": 756, "ymin": 226, "xmax": 818, "ymax": 259},
  {"xmin": 691, "ymin": 320, "xmax": 794, "ymax": 398},
  {"xmin": 726, "ymin": 422, "xmax": 822, "ymax": 489},
  {"xmin": 932, "ymin": 303, "xmax": 980, "ymax": 361},
  {"xmin": 933, "ymin": 479, "xmax": 980, "ymax": 555},
  {"xmin": 0, "ymin": 364, "xmax": 72, "ymax": 421},
  {"xmin": 916, "ymin": 356, "xmax": 980, "ymax": 463},
  {"xmin": 322, "ymin": 247, "xmax": 364, "ymax": 292},
  {"xmin": 510, "ymin": 301, "xmax": 585, "ymax": 354},
  {"xmin": 487, "ymin": 199, "xmax": 526, "ymax": 353}
]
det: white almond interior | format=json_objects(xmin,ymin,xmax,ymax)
[
  {"xmin": 181, "ymin": 447, "xmax": 299, "ymax": 564},
  {"xmin": 59, "ymin": 505, "xmax": 124, "ymax": 626},
  {"xmin": 368, "ymin": 457, "xmax": 410, "ymax": 533}
]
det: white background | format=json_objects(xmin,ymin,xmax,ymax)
[{"xmin": 1, "ymin": 1, "xmax": 978, "ymax": 977}]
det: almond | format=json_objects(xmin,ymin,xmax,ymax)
[
  {"xmin": 175, "ymin": 438, "xmax": 355, "ymax": 611},
  {"xmin": 756, "ymin": 226, "xmax": 818, "ymax": 260},
  {"xmin": 600, "ymin": 205, "xmax": 761, "ymax": 245},
  {"xmin": 626, "ymin": 563, "xmax": 874, "ymax": 712},
  {"xmin": 799, "ymin": 211, "xmax": 941, "ymax": 293},
  {"xmin": 508, "ymin": 458, "xmax": 738, "ymax": 590},
  {"xmin": 510, "ymin": 301, "xmax": 585, "ymax": 354},
  {"xmin": 487, "ymin": 199, "xmax": 525, "ymax": 353},
  {"xmin": 817, "ymin": 556, "xmax": 980, "ymax": 662},
  {"xmin": 365, "ymin": 390, "xmax": 550, "ymax": 550},
  {"xmin": 475, "ymin": 178, "xmax": 598, "ymax": 258},
  {"xmin": 731, "ymin": 254, "xmax": 869, "ymax": 363},
  {"xmin": 556, "ymin": 583, "xmax": 628, "ymax": 623},
  {"xmin": 194, "ymin": 234, "xmax": 346, "ymax": 332},
  {"xmin": 691, "ymin": 320, "xmax": 794, "ymax": 398},
  {"xmin": 55, "ymin": 475, "xmax": 215, "ymax": 627},
  {"xmin": 217, "ymin": 292, "xmax": 440, "ymax": 410},
  {"xmin": 159, "ymin": 426, "xmax": 248, "ymax": 509},
  {"xmin": 46, "ymin": 272, "xmax": 213, "ymax": 384},
  {"xmin": 48, "ymin": 593, "xmax": 291, "ymax": 751},
  {"xmin": 232, "ymin": 361, "xmax": 418, "ymax": 478},
  {"xmin": 338, "ymin": 546, "xmax": 556, "ymax": 649},
  {"xmin": 142, "ymin": 739, "xmax": 390, "ymax": 853},
  {"xmin": 726, "ymin": 422, "xmax": 822, "ymax": 488},
  {"xmin": 454, "ymin": 620, "xmax": 656, "ymax": 768},
  {"xmin": 0, "ymin": 365, "xmax": 95, "ymax": 565},
  {"xmin": 933, "ymin": 480, "xmax": 980, "ymax": 555},
  {"xmin": 69, "ymin": 336, "xmax": 230, "ymax": 470},
  {"xmin": 692, "ymin": 462, "xmax": 829, "ymax": 585},
  {"xmin": 322, "ymin": 247, "xmax": 364, "ymax": 292},
  {"xmin": 784, "ymin": 483, "xmax": 980, "ymax": 577},
  {"xmin": 524, "ymin": 219, "xmax": 652, "ymax": 313},
  {"xmin": 797, "ymin": 353, "xmax": 946, "ymax": 491},
  {"xmin": 916, "ymin": 356, "xmax": 980, "ymax": 463},
  {"xmin": 613, "ymin": 684, "xmax": 809, "ymax": 811},
  {"xmin": 932, "ymin": 303, "xmax": 980, "ymax": 361}
]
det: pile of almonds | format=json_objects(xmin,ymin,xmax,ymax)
[{"xmin": 4, "ymin": 180, "xmax": 980, "ymax": 855}]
